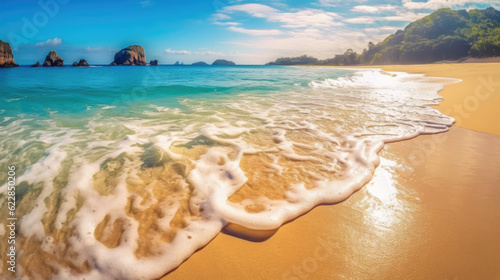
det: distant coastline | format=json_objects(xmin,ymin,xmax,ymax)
[{"xmin": 268, "ymin": 7, "xmax": 500, "ymax": 66}]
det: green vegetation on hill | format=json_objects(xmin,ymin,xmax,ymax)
[{"xmin": 268, "ymin": 7, "xmax": 500, "ymax": 66}]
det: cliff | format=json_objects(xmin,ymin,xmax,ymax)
[{"xmin": 0, "ymin": 41, "xmax": 18, "ymax": 68}]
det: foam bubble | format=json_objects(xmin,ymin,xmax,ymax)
[{"xmin": 0, "ymin": 68, "xmax": 460, "ymax": 279}]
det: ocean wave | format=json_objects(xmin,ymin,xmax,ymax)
[{"xmin": 0, "ymin": 68, "xmax": 459, "ymax": 279}]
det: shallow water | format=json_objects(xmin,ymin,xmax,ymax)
[{"xmin": 0, "ymin": 66, "xmax": 458, "ymax": 279}]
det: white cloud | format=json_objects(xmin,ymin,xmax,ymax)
[
  {"xmin": 276, "ymin": 9, "xmax": 344, "ymax": 28},
  {"xmin": 212, "ymin": 13, "xmax": 232, "ymax": 21},
  {"xmin": 206, "ymin": 1, "xmax": 499, "ymax": 64},
  {"xmin": 363, "ymin": 26, "xmax": 402, "ymax": 33},
  {"xmin": 402, "ymin": 0, "xmax": 500, "ymax": 10},
  {"xmin": 163, "ymin": 49, "xmax": 228, "ymax": 56},
  {"xmin": 140, "ymin": 1, "xmax": 153, "ymax": 8},
  {"xmin": 344, "ymin": 10, "xmax": 429, "ymax": 24},
  {"xmin": 35, "ymin": 37, "xmax": 62, "ymax": 47},
  {"xmin": 288, "ymin": 28, "xmax": 324, "ymax": 38},
  {"xmin": 344, "ymin": 16, "xmax": 377, "ymax": 24},
  {"xmin": 228, "ymin": 26, "xmax": 282, "ymax": 36},
  {"xmin": 379, "ymin": 11, "xmax": 429, "ymax": 21},
  {"xmin": 318, "ymin": 0, "xmax": 367, "ymax": 7},
  {"xmin": 224, "ymin": 4, "xmax": 279, "ymax": 15},
  {"xmin": 227, "ymin": 28, "xmax": 387, "ymax": 60},
  {"xmin": 222, "ymin": 4, "xmax": 343, "ymax": 28},
  {"xmin": 351, "ymin": 5, "xmax": 400, "ymax": 14},
  {"xmin": 164, "ymin": 48, "xmax": 192, "ymax": 55},
  {"xmin": 213, "ymin": 21, "xmax": 241, "ymax": 26}
]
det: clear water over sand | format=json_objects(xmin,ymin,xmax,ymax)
[{"xmin": 0, "ymin": 66, "xmax": 458, "ymax": 279}]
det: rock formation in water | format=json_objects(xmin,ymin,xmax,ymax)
[
  {"xmin": 192, "ymin": 61, "xmax": 208, "ymax": 66},
  {"xmin": 43, "ymin": 51, "xmax": 64, "ymax": 67},
  {"xmin": 73, "ymin": 59, "xmax": 89, "ymax": 67},
  {"xmin": 212, "ymin": 59, "xmax": 235, "ymax": 66},
  {"xmin": 150, "ymin": 60, "xmax": 158, "ymax": 66},
  {"xmin": 31, "ymin": 61, "xmax": 40, "ymax": 68},
  {"xmin": 111, "ymin": 45, "xmax": 147, "ymax": 66},
  {"xmin": 0, "ymin": 41, "xmax": 18, "ymax": 68}
]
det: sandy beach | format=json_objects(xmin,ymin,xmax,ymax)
[
  {"xmin": 381, "ymin": 63, "xmax": 500, "ymax": 136},
  {"xmin": 162, "ymin": 63, "xmax": 500, "ymax": 280}
]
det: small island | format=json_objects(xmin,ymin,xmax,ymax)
[
  {"xmin": 0, "ymin": 40, "xmax": 18, "ymax": 68},
  {"xmin": 212, "ymin": 59, "xmax": 235, "ymax": 66},
  {"xmin": 111, "ymin": 45, "xmax": 147, "ymax": 66},
  {"xmin": 72, "ymin": 59, "xmax": 89, "ymax": 67},
  {"xmin": 43, "ymin": 50, "xmax": 64, "ymax": 67},
  {"xmin": 192, "ymin": 61, "xmax": 208, "ymax": 66}
]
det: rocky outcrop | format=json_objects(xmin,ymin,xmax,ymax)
[
  {"xmin": 212, "ymin": 59, "xmax": 235, "ymax": 66},
  {"xmin": 72, "ymin": 59, "xmax": 89, "ymax": 67},
  {"xmin": 111, "ymin": 45, "xmax": 147, "ymax": 66},
  {"xmin": 31, "ymin": 61, "xmax": 40, "ymax": 68},
  {"xmin": 174, "ymin": 61, "xmax": 184, "ymax": 66},
  {"xmin": 150, "ymin": 60, "xmax": 158, "ymax": 66},
  {"xmin": 192, "ymin": 61, "xmax": 208, "ymax": 66},
  {"xmin": 43, "ymin": 51, "xmax": 64, "ymax": 67},
  {"xmin": 0, "ymin": 41, "xmax": 18, "ymax": 68}
]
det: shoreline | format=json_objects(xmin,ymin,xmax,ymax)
[
  {"xmin": 163, "ymin": 126, "xmax": 500, "ymax": 280},
  {"xmin": 299, "ymin": 61, "xmax": 500, "ymax": 135},
  {"xmin": 379, "ymin": 63, "xmax": 500, "ymax": 136},
  {"xmin": 161, "ymin": 63, "xmax": 500, "ymax": 280}
]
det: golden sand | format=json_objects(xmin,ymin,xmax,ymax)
[
  {"xmin": 161, "ymin": 63, "xmax": 500, "ymax": 280},
  {"xmin": 381, "ymin": 63, "xmax": 500, "ymax": 136}
]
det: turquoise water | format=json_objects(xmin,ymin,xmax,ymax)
[
  {"xmin": 0, "ymin": 66, "xmax": 457, "ymax": 280},
  {"xmin": 1, "ymin": 66, "xmax": 342, "ymax": 117}
]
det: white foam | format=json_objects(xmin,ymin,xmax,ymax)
[{"xmin": 0, "ymin": 68, "xmax": 461, "ymax": 279}]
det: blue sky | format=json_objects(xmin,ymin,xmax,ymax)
[{"xmin": 1, "ymin": 0, "xmax": 499, "ymax": 65}]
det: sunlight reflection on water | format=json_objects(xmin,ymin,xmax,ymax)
[{"xmin": 362, "ymin": 158, "xmax": 410, "ymax": 230}]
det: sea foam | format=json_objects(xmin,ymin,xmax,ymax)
[{"xmin": 0, "ymin": 68, "xmax": 459, "ymax": 279}]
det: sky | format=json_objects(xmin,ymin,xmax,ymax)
[{"xmin": 1, "ymin": 0, "xmax": 499, "ymax": 65}]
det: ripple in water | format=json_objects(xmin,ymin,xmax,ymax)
[{"xmin": 0, "ymin": 67, "xmax": 459, "ymax": 279}]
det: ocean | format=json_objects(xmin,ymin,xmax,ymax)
[{"xmin": 0, "ymin": 65, "xmax": 458, "ymax": 279}]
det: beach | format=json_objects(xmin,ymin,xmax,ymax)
[
  {"xmin": 162, "ymin": 63, "xmax": 500, "ymax": 280},
  {"xmin": 381, "ymin": 63, "xmax": 500, "ymax": 136},
  {"xmin": 1, "ymin": 63, "xmax": 498, "ymax": 279}
]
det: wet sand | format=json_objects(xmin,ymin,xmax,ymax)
[
  {"xmin": 382, "ymin": 63, "xmax": 500, "ymax": 135},
  {"xmin": 162, "ymin": 64, "xmax": 500, "ymax": 280}
]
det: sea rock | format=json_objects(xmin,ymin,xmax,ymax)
[
  {"xmin": 0, "ymin": 41, "xmax": 18, "ymax": 68},
  {"xmin": 192, "ymin": 61, "xmax": 208, "ymax": 66},
  {"xmin": 150, "ymin": 60, "xmax": 158, "ymax": 66},
  {"xmin": 73, "ymin": 59, "xmax": 89, "ymax": 67},
  {"xmin": 43, "ymin": 51, "xmax": 64, "ymax": 67},
  {"xmin": 111, "ymin": 45, "xmax": 147, "ymax": 66},
  {"xmin": 174, "ymin": 61, "xmax": 180, "ymax": 66},
  {"xmin": 212, "ymin": 59, "xmax": 235, "ymax": 66},
  {"xmin": 31, "ymin": 61, "xmax": 40, "ymax": 68},
  {"xmin": 78, "ymin": 59, "xmax": 89, "ymax": 67},
  {"xmin": 110, "ymin": 62, "xmax": 117, "ymax": 66}
]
